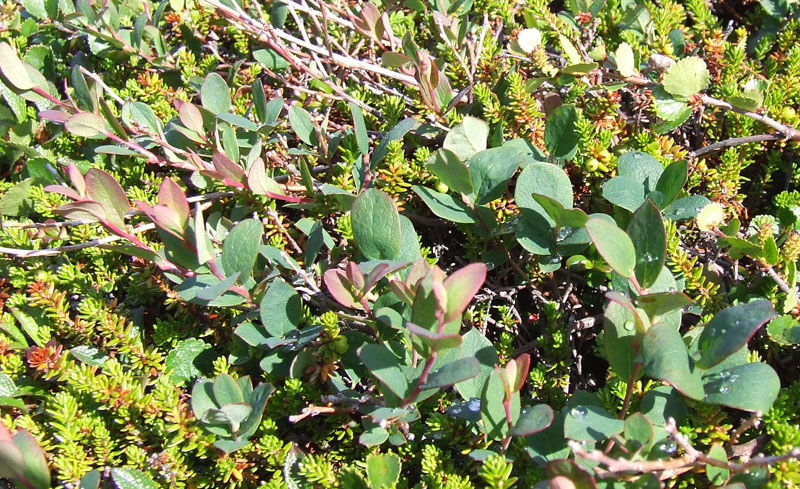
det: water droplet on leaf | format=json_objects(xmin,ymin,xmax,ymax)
[{"xmin": 570, "ymin": 406, "xmax": 587, "ymax": 419}]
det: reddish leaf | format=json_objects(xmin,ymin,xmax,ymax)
[
  {"xmin": 179, "ymin": 102, "xmax": 205, "ymax": 135},
  {"xmin": 38, "ymin": 110, "xmax": 69, "ymax": 123},
  {"xmin": 504, "ymin": 353, "xmax": 531, "ymax": 393},
  {"xmin": 44, "ymin": 185, "xmax": 81, "ymax": 201},
  {"xmin": 85, "ymin": 168, "xmax": 131, "ymax": 230},
  {"xmin": 442, "ymin": 263, "xmax": 487, "ymax": 323},
  {"xmin": 212, "ymin": 152, "xmax": 246, "ymax": 183},
  {"xmin": 158, "ymin": 178, "xmax": 190, "ymax": 228},
  {"xmin": 66, "ymin": 162, "xmax": 85, "ymax": 196},
  {"xmin": 135, "ymin": 201, "xmax": 185, "ymax": 240},
  {"xmin": 323, "ymin": 268, "xmax": 361, "ymax": 310},
  {"xmin": 54, "ymin": 201, "xmax": 107, "ymax": 222}
]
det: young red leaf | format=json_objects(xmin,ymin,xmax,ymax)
[
  {"xmin": 85, "ymin": 169, "xmax": 131, "ymax": 230},
  {"xmin": 67, "ymin": 162, "xmax": 86, "ymax": 197},
  {"xmin": 179, "ymin": 102, "xmax": 205, "ymax": 135},
  {"xmin": 212, "ymin": 152, "xmax": 246, "ymax": 183},
  {"xmin": 323, "ymin": 268, "xmax": 361, "ymax": 310},
  {"xmin": 158, "ymin": 178, "xmax": 190, "ymax": 228},
  {"xmin": 442, "ymin": 263, "xmax": 487, "ymax": 323}
]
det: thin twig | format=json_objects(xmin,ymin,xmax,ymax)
[
  {"xmin": 765, "ymin": 265, "xmax": 800, "ymax": 305},
  {"xmin": 0, "ymin": 223, "xmax": 155, "ymax": 258},
  {"xmin": 690, "ymin": 134, "xmax": 782, "ymax": 158}
]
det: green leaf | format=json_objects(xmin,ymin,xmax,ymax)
[
  {"xmin": 623, "ymin": 412, "xmax": 653, "ymax": 449},
  {"xmin": 260, "ymin": 279, "xmax": 302, "ymax": 337},
  {"xmin": 0, "ymin": 43, "xmax": 35, "ymax": 90},
  {"xmin": 707, "ymin": 444, "xmax": 730, "ymax": 485},
  {"xmin": 653, "ymin": 86, "xmax": 691, "ymax": 122},
  {"xmin": 351, "ymin": 188, "xmax": 402, "ymax": 260},
  {"xmin": 602, "ymin": 176, "xmax": 646, "ymax": 212},
  {"xmin": 166, "ymin": 338, "xmax": 213, "ymax": 384},
  {"xmin": 618, "ymin": 151, "xmax": 664, "ymax": 186},
  {"xmin": 545, "ymin": 459, "xmax": 597, "ymax": 489},
  {"xmin": 514, "ymin": 162, "xmax": 574, "ymax": 225},
  {"xmin": 654, "ymin": 160, "xmax": 688, "ymax": 208},
  {"xmin": 467, "ymin": 148, "xmax": 522, "ymax": 205},
  {"xmin": 453, "ymin": 328, "xmax": 499, "ymax": 400},
  {"xmin": 586, "ymin": 217, "xmax": 636, "ymax": 278},
  {"xmin": 110, "ymin": 468, "xmax": 159, "ymax": 489},
  {"xmin": 427, "ymin": 149, "xmax": 473, "ymax": 195},
  {"xmin": 65, "ymin": 112, "xmax": 107, "ymax": 138},
  {"xmin": 642, "ymin": 323, "xmax": 704, "ymax": 400},
  {"xmin": 217, "ymin": 113, "xmax": 258, "ymax": 132},
  {"xmin": 288, "ymin": 105, "xmax": 315, "ymax": 146},
  {"xmin": 421, "ymin": 357, "xmax": 480, "ymax": 389},
  {"xmin": 252, "ymin": 79, "xmax": 268, "ymax": 123},
  {"xmin": 480, "ymin": 372, "xmax": 511, "ymax": 439},
  {"xmin": 662, "ymin": 56, "xmax": 710, "ymax": 100},
  {"xmin": 545, "ymin": 104, "xmax": 579, "ymax": 160},
  {"xmin": 703, "ymin": 362, "xmax": 780, "ymax": 413},
  {"xmin": 213, "ymin": 373, "xmax": 245, "ymax": 405},
  {"xmin": 531, "ymin": 194, "xmax": 588, "ymax": 229},
  {"xmin": 603, "ymin": 300, "xmax": 640, "ymax": 381},
  {"xmin": 627, "ymin": 200, "xmax": 666, "ymax": 289},
  {"xmin": 663, "ymin": 195, "xmax": 711, "ymax": 221},
  {"xmin": 358, "ymin": 343, "xmax": 410, "ymax": 399},
  {"xmin": 0, "ymin": 372, "xmax": 15, "ymax": 397},
  {"xmin": 558, "ymin": 34, "xmax": 582, "ymax": 65},
  {"xmin": 200, "ymin": 73, "xmax": 230, "ymax": 115},
  {"xmin": 443, "ymin": 116, "xmax": 488, "ymax": 161},
  {"xmin": 563, "ymin": 404, "xmax": 625, "ymax": 442},
  {"xmin": 412, "ymin": 185, "xmax": 476, "ymax": 223},
  {"xmin": 729, "ymin": 91, "xmax": 763, "ymax": 112},
  {"xmin": 371, "ymin": 118, "xmax": 418, "ymax": 167},
  {"xmin": 640, "ymin": 386, "xmax": 687, "ymax": 426},
  {"xmin": 615, "ymin": 42, "xmax": 636, "ymax": 76},
  {"xmin": 359, "ymin": 425, "xmax": 390, "ymax": 446},
  {"xmin": 253, "ymin": 48, "xmax": 289, "ymax": 70},
  {"xmin": 695, "ymin": 300, "xmax": 777, "ymax": 369},
  {"xmin": 220, "ymin": 218, "xmax": 262, "ymax": 280},
  {"xmin": 767, "ymin": 315, "xmax": 800, "ymax": 345},
  {"xmin": 0, "ymin": 179, "xmax": 34, "ymax": 217},
  {"xmin": 190, "ymin": 379, "xmax": 217, "ymax": 418},
  {"xmin": 123, "ymin": 101, "xmax": 162, "ymax": 134},
  {"xmin": 636, "ymin": 292, "xmax": 692, "ymax": 321},
  {"xmin": 366, "ymin": 454, "xmax": 401, "ymax": 489},
  {"xmin": 349, "ymin": 102, "xmax": 369, "ymax": 155},
  {"xmin": 508, "ymin": 404, "xmax": 553, "ymax": 436},
  {"xmin": 70, "ymin": 345, "xmax": 110, "ymax": 367}
]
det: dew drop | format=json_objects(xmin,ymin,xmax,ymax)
[
  {"xmin": 719, "ymin": 369, "xmax": 731, "ymax": 379},
  {"xmin": 719, "ymin": 382, "xmax": 731, "ymax": 394},
  {"xmin": 468, "ymin": 398, "xmax": 481, "ymax": 411},
  {"xmin": 659, "ymin": 441, "xmax": 677, "ymax": 454},
  {"xmin": 623, "ymin": 320, "xmax": 635, "ymax": 331},
  {"xmin": 570, "ymin": 406, "xmax": 587, "ymax": 419},
  {"xmin": 728, "ymin": 374, "xmax": 739, "ymax": 383},
  {"xmin": 668, "ymin": 287, "xmax": 677, "ymax": 293},
  {"xmin": 633, "ymin": 153, "xmax": 642, "ymax": 159},
  {"xmin": 643, "ymin": 252, "xmax": 654, "ymax": 262}
]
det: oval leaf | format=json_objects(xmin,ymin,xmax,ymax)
[
  {"xmin": 586, "ymin": 217, "xmax": 636, "ymax": 278},
  {"xmin": 351, "ymin": 188, "xmax": 402, "ymax": 260},
  {"xmin": 695, "ymin": 300, "xmax": 777, "ymax": 369}
]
